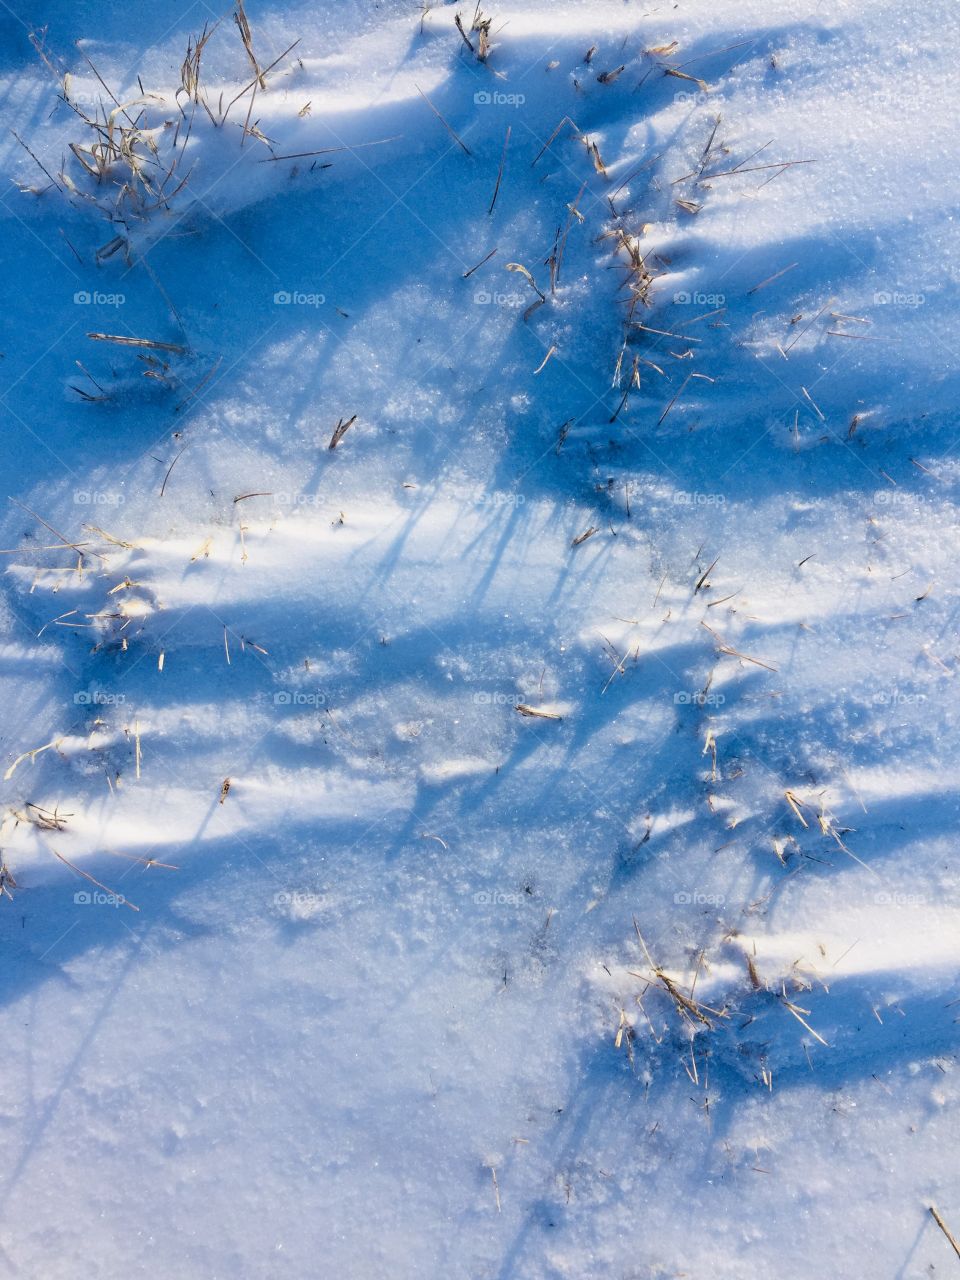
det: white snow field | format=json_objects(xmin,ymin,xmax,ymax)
[{"xmin": 0, "ymin": 0, "xmax": 959, "ymax": 1275}]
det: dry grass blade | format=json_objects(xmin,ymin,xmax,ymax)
[
  {"xmin": 234, "ymin": 1, "xmax": 266, "ymax": 89},
  {"xmin": 929, "ymin": 1207, "xmax": 960, "ymax": 1262},
  {"xmin": 8, "ymin": 497, "xmax": 104, "ymax": 566},
  {"xmin": 258, "ymin": 136, "xmax": 399, "ymax": 163},
  {"xmin": 488, "ymin": 125, "xmax": 510, "ymax": 215},
  {"xmin": 176, "ymin": 355, "xmax": 223, "ymax": 411},
  {"xmin": 658, "ymin": 970, "xmax": 716, "ymax": 1028},
  {"xmin": 632, "ymin": 919, "xmax": 721, "ymax": 1029},
  {"xmin": 455, "ymin": 6, "xmax": 493, "ymax": 62},
  {"xmin": 748, "ymin": 262, "xmax": 798, "ymax": 295},
  {"xmin": 571, "ymin": 526, "xmax": 598, "ymax": 547},
  {"xmin": 0, "ymin": 542, "xmax": 90, "ymax": 555},
  {"xmin": 584, "ymin": 136, "xmax": 607, "ymax": 176},
  {"xmin": 662, "ymin": 66, "xmax": 708, "ymax": 91},
  {"xmin": 531, "ymin": 115, "xmax": 581, "ymax": 167},
  {"xmin": 76, "ymin": 48, "xmax": 136, "ymax": 125},
  {"xmin": 21, "ymin": 802, "xmax": 72, "ymax": 831},
  {"xmin": 28, "ymin": 29, "xmax": 63, "ymax": 82},
  {"xmin": 415, "ymin": 85, "xmax": 471, "ymax": 155},
  {"xmin": 705, "ymin": 158, "xmax": 815, "ymax": 180},
  {"xmin": 599, "ymin": 633, "xmax": 631, "ymax": 694},
  {"xmin": 505, "ymin": 261, "xmax": 545, "ymax": 301},
  {"xmin": 784, "ymin": 296, "xmax": 836, "ymax": 352},
  {"xmin": 0, "ymin": 862, "xmax": 17, "ymax": 901},
  {"xmin": 694, "ymin": 556, "xmax": 719, "ymax": 592},
  {"xmin": 160, "ymin": 443, "xmax": 190, "ymax": 497},
  {"xmin": 10, "ymin": 128, "xmax": 62, "ymax": 190},
  {"xmin": 784, "ymin": 789, "xmax": 809, "ymax": 827},
  {"xmin": 700, "ymin": 620, "xmax": 778, "ymax": 672},
  {"xmin": 550, "ymin": 182, "xmax": 586, "ymax": 293},
  {"xmin": 658, "ymin": 372, "xmax": 714, "ymax": 426},
  {"xmin": 107, "ymin": 849, "xmax": 180, "ymax": 871},
  {"xmin": 463, "ymin": 247, "xmax": 497, "ymax": 278},
  {"xmin": 505, "ymin": 261, "xmax": 547, "ymax": 321},
  {"xmin": 84, "ymin": 524, "xmax": 134, "ymax": 549},
  {"xmin": 87, "ymin": 332, "xmax": 189, "ymax": 354},
  {"xmin": 51, "ymin": 846, "xmax": 139, "ymax": 911},
  {"xmin": 220, "ymin": 39, "xmax": 300, "ymax": 123},
  {"xmin": 328, "ymin": 415, "xmax": 358, "ymax": 450},
  {"xmin": 514, "ymin": 704, "xmax": 562, "ymax": 720},
  {"xmin": 781, "ymin": 991, "xmax": 829, "ymax": 1046},
  {"xmin": 454, "ymin": 13, "xmax": 476, "ymax": 55},
  {"xmin": 4, "ymin": 738, "xmax": 63, "ymax": 781},
  {"xmin": 800, "ymin": 385, "xmax": 825, "ymax": 421}
]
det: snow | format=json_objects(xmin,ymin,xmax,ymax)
[{"xmin": 0, "ymin": 0, "xmax": 959, "ymax": 1275}]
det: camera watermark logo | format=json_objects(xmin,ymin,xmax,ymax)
[
  {"xmin": 73, "ymin": 290, "xmax": 125, "ymax": 307},
  {"xmin": 66, "ymin": 89, "xmax": 105, "ymax": 108},
  {"xmin": 274, "ymin": 891, "xmax": 324, "ymax": 908},
  {"xmin": 74, "ymin": 490, "xmax": 124, "ymax": 506},
  {"xmin": 872, "ymin": 689, "xmax": 926, "ymax": 706},
  {"xmin": 474, "ymin": 289, "xmax": 526, "ymax": 308},
  {"xmin": 74, "ymin": 889, "xmax": 126, "ymax": 907},
  {"xmin": 673, "ymin": 290, "xmax": 725, "ymax": 306},
  {"xmin": 674, "ymin": 889, "xmax": 725, "ymax": 906},
  {"xmin": 874, "ymin": 890, "xmax": 925, "ymax": 907},
  {"xmin": 674, "ymin": 90, "xmax": 724, "ymax": 108},
  {"xmin": 74, "ymin": 688, "xmax": 125, "ymax": 706},
  {"xmin": 472, "ymin": 889, "xmax": 523, "ymax": 907},
  {"xmin": 674, "ymin": 691, "xmax": 725, "ymax": 707},
  {"xmin": 874, "ymin": 289, "xmax": 925, "ymax": 308},
  {"xmin": 474, "ymin": 490, "xmax": 525, "ymax": 507},
  {"xmin": 673, "ymin": 492, "xmax": 725, "ymax": 507},
  {"xmin": 273, "ymin": 493, "xmax": 322, "ymax": 507},
  {"xmin": 474, "ymin": 90, "xmax": 525, "ymax": 107},
  {"xmin": 273, "ymin": 690, "xmax": 327, "ymax": 707},
  {"xmin": 274, "ymin": 290, "xmax": 325, "ymax": 307},
  {"xmin": 874, "ymin": 490, "xmax": 924, "ymax": 507},
  {"xmin": 473, "ymin": 691, "xmax": 514, "ymax": 706}
]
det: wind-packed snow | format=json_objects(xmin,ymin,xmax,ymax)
[{"xmin": 0, "ymin": 0, "xmax": 959, "ymax": 1275}]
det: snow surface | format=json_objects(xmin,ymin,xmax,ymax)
[{"xmin": 0, "ymin": 0, "xmax": 959, "ymax": 1275}]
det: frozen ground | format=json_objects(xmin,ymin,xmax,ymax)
[{"xmin": 0, "ymin": 0, "xmax": 958, "ymax": 1275}]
